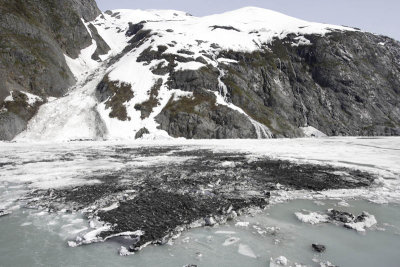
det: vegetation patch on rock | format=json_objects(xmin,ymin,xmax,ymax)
[
  {"xmin": 96, "ymin": 76, "xmax": 134, "ymax": 121},
  {"xmin": 156, "ymin": 89, "xmax": 257, "ymax": 139},
  {"xmin": 134, "ymin": 79, "xmax": 163, "ymax": 119}
]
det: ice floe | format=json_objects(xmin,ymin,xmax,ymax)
[
  {"xmin": 238, "ymin": 243, "xmax": 257, "ymax": 258},
  {"xmin": 295, "ymin": 211, "xmax": 329, "ymax": 225},
  {"xmin": 271, "ymin": 256, "xmax": 288, "ymax": 266},
  {"xmin": 235, "ymin": 221, "xmax": 250, "ymax": 227},
  {"xmin": 296, "ymin": 209, "xmax": 378, "ymax": 232}
]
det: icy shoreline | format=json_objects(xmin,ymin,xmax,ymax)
[
  {"xmin": 0, "ymin": 137, "xmax": 399, "ymax": 261},
  {"xmin": 1, "ymin": 137, "xmax": 399, "ymax": 202}
]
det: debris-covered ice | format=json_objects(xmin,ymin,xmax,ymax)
[
  {"xmin": 0, "ymin": 138, "xmax": 399, "ymax": 266},
  {"xmin": 344, "ymin": 212, "xmax": 377, "ymax": 232},
  {"xmin": 296, "ymin": 208, "xmax": 378, "ymax": 232}
]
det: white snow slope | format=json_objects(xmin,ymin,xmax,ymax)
[{"xmin": 16, "ymin": 7, "xmax": 355, "ymax": 141}]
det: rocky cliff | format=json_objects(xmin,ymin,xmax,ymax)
[
  {"xmin": 95, "ymin": 8, "xmax": 400, "ymax": 139},
  {"xmin": 2, "ymin": 6, "xmax": 400, "ymax": 141},
  {"xmin": 0, "ymin": 0, "xmax": 103, "ymax": 140},
  {"xmin": 157, "ymin": 31, "xmax": 400, "ymax": 137}
]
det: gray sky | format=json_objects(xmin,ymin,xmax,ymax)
[{"xmin": 96, "ymin": 0, "xmax": 399, "ymax": 41}]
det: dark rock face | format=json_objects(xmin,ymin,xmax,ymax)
[
  {"xmin": 0, "ymin": 0, "xmax": 103, "ymax": 140},
  {"xmin": 0, "ymin": 112, "xmax": 26, "ymax": 141},
  {"xmin": 168, "ymin": 66, "xmax": 220, "ymax": 92},
  {"xmin": 2, "ymin": 91, "xmax": 44, "ymax": 121},
  {"xmin": 155, "ymin": 89, "xmax": 258, "ymax": 139},
  {"xmin": 218, "ymin": 32, "xmax": 400, "ymax": 137},
  {"xmin": 135, "ymin": 127, "xmax": 150, "ymax": 139},
  {"xmin": 88, "ymin": 23, "xmax": 111, "ymax": 61},
  {"xmin": 155, "ymin": 31, "xmax": 400, "ymax": 138},
  {"xmin": 126, "ymin": 21, "xmax": 146, "ymax": 37},
  {"xmin": 0, "ymin": 91, "xmax": 44, "ymax": 140},
  {"xmin": 70, "ymin": 0, "xmax": 101, "ymax": 22}
]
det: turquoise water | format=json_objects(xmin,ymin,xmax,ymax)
[{"xmin": 1, "ymin": 199, "xmax": 399, "ymax": 267}]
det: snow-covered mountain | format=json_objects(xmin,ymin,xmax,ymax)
[{"xmin": 2, "ymin": 4, "xmax": 400, "ymax": 141}]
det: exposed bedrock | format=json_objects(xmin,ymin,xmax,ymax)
[
  {"xmin": 155, "ymin": 89, "xmax": 258, "ymax": 139},
  {"xmin": 0, "ymin": 91, "xmax": 44, "ymax": 140},
  {"xmin": 0, "ymin": 0, "xmax": 104, "ymax": 140},
  {"xmin": 154, "ymin": 31, "xmax": 400, "ymax": 138}
]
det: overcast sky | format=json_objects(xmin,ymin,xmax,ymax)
[{"xmin": 96, "ymin": 0, "xmax": 399, "ymax": 41}]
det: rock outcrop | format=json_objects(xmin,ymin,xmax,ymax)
[
  {"xmin": 216, "ymin": 32, "xmax": 400, "ymax": 137},
  {"xmin": 0, "ymin": 0, "xmax": 102, "ymax": 140},
  {"xmin": 153, "ymin": 31, "xmax": 400, "ymax": 138},
  {"xmin": 155, "ymin": 89, "xmax": 258, "ymax": 138}
]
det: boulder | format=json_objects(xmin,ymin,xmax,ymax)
[{"xmin": 312, "ymin": 243, "xmax": 326, "ymax": 253}]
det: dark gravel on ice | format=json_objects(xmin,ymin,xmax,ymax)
[{"xmin": 28, "ymin": 146, "xmax": 375, "ymax": 250}]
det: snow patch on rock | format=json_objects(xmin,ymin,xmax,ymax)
[{"xmin": 300, "ymin": 126, "xmax": 327, "ymax": 137}]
